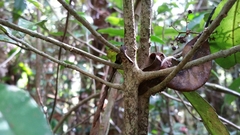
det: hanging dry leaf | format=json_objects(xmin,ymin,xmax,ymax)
[{"xmin": 138, "ymin": 36, "xmax": 212, "ymax": 95}]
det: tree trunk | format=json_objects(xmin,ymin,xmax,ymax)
[
  {"xmin": 138, "ymin": 96, "xmax": 150, "ymax": 135},
  {"xmin": 122, "ymin": 0, "xmax": 152, "ymax": 134}
]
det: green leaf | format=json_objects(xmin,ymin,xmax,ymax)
[
  {"xmin": 27, "ymin": 0, "xmax": 43, "ymax": 11},
  {"xmin": 150, "ymin": 35, "xmax": 164, "ymax": 44},
  {"xmin": 187, "ymin": 13, "xmax": 206, "ymax": 31},
  {"xmin": 0, "ymin": 1, "xmax": 4, "ymax": 8},
  {"xmin": 18, "ymin": 62, "xmax": 33, "ymax": 76},
  {"xmin": 12, "ymin": 0, "xmax": 27, "ymax": 22},
  {"xmin": 18, "ymin": 18, "xmax": 49, "ymax": 31},
  {"xmin": 157, "ymin": 3, "xmax": 178, "ymax": 14},
  {"xmin": 224, "ymin": 77, "xmax": 240, "ymax": 104},
  {"xmin": 0, "ymin": 84, "xmax": 53, "ymax": 135},
  {"xmin": 105, "ymin": 16, "xmax": 124, "ymax": 26},
  {"xmin": 209, "ymin": 0, "xmax": 240, "ymax": 69},
  {"xmin": 106, "ymin": 49, "xmax": 117, "ymax": 63},
  {"xmin": 108, "ymin": 40, "xmax": 123, "ymax": 46},
  {"xmin": 35, "ymin": 19, "xmax": 49, "ymax": 31},
  {"xmin": 153, "ymin": 26, "xmax": 178, "ymax": 40},
  {"xmin": 50, "ymin": 31, "xmax": 64, "ymax": 36},
  {"xmin": 98, "ymin": 28, "xmax": 124, "ymax": 37},
  {"xmin": 183, "ymin": 92, "xmax": 229, "ymax": 135},
  {"xmin": 157, "ymin": 3, "xmax": 170, "ymax": 14}
]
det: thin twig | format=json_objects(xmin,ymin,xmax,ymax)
[
  {"xmin": 161, "ymin": 91, "xmax": 240, "ymax": 130},
  {"xmin": 205, "ymin": 82, "xmax": 240, "ymax": 98},
  {"xmin": 0, "ymin": 19, "xmax": 121, "ymax": 69},
  {"xmin": 49, "ymin": 0, "xmax": 72, "ymax": 122},
  {"xmin": 62, "ymin": 114, "xmax": 94, "ymax": 135},
  {"xmin": 67, "ymin": 30, "xmax": 107, "ymax": 56},
  {"xmin": 57, "ymin": 0, "xmax": 119, "ymax": 53},
  {"xmin": 165, "ymin": 94, "xmax": 173, "ymax": 135},
  {"xmin": 0, "ymin": 47, "xmax": 21, "ymax": 68},
  {"xmin": 35, "ymin": 4, "xmax": 45, "ymax": 117},
  {"xmin": 2, "ymin": 32, "xmax": 123, "ymax": 90},
  {"xmin": 53, "ymin": 93, "xmax": 100, "ymax": 133},
  {"xmin": 174, "ymin": 91, "xmax": 202, "ymax": 121}
]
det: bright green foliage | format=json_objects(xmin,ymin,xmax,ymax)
[
  {"xmin": 0, "ymin": 84, "xmax": 53, "ymax": 135},
  {"xmin": 210, "ymin": 0, "xmax": 240, "ymax": 69},
  {"xmin": 187, "ymin": 13, "xmax": 206, "ymax": 31},
  {"xmin": 153, "ymin": 26, "xmax": 178, "ymax": 40},
  {"xmin": 105, "ymin": 16, "xmax": 124, "ymax": 27},
  {"xmin": 98, "ymin": 28, "xmax": 124, "ymax": 37},
  {"xmin": 183, "ymin": 92, "xmax": 229, "ymax": 135},
  {"xmin": 150, "ymin": 35, "xmax": 164, "ymax": 44}
]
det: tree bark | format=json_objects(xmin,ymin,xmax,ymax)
[
  {"xmin": 137, "ymin": 0, "xmax": 151, "ymax": 68},
  {"xmin": 138, "ymin": 95, "xmax": 150, "ymax": 135},
  {"xmin": 122, "ymin": 0, "xmax": 140, "ymax": 134},
  {"xmin": 137, "ymin": 0, "xmax": 152, "ymax": 134}
]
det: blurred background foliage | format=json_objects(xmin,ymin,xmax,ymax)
[{"xmin": 0, "ymin": 0, "xmax": 240, "ymax": 134}]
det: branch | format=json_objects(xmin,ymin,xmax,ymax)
[
  {"xmin": 123, "ymin": 0, "xmax": 137, "ymax": 63},
  {"xmin": 122, "ymin": 0, "xmax": 139, "ymax": 134},
  {"xmin": 140, "ymin": 0, "xmax": 237, "ymax": 96},
  {"xmin": 0, "ymin": 19, "xmax": 121, "ymax": 69},
  {"xmin": 143, "ymin": 44, "xmax": 240, "ymax": 81},
  {"xmin": 205, "ymin": 82, "xmax": 240, "ymax": 98},
  {"xmin": 53, "ymin": 93, "xmax": 100, "ymax": 132},
  {"xmin": 161, "ymin": 91, "xmax": 240, "ymax": 130},
  {"xmin": 149, "ymin": 0, "xmax": 237, "ymax": 95},
  {"xmin": 0, "ymin": 47, "xmax": 21, "ymax": 68},
  {"xmin": 49, "ymin": 0, "xmax": 72, "ymax": 122},
  {"xmin": 137, "ymin": 0, "xmax": 151, "ymax": 68},
  {"xmin": 57, "ymin": 0, "xmax": 119, "ymax": 53},
  {"xmin": 2, "ymin": 32, "xmax": 123, "ymax": 90},
  {"xmin": 67, "ymin": 30, "xmax": 107, "ymax": 56},
  {"xmin": 174, "ymin": 91, "xmax": 202, "ymax": 121}
]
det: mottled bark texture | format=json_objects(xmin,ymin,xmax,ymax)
[
  {"xmin": 137, "ymin": 0, "xmax": 151, "ymax": 68},
  {"xmin": 122, "ymin": 0, "xmax": 139, "ymax": 134},
  {"xmin": 137, "ymin": 0, "xmax": 152, "ymax": 134}
]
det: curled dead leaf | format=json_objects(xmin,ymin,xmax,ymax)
[{"xmin": 138, "ymin": 36, "xmax": 212, "ymax": 95}]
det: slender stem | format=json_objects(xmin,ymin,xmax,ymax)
[
  {"xmin": 161, "ymin": 91, "xmax": 240, "ymax": 130},
  {"xmin": 67, "ymin": 30, "xmax": 106, "ymax": 56},
  {"xmin": 49, "ymin": 0, "xmax": 72, "ymax": 122},
  {"xmin": 53, "ymin": 93, "xmax": 100, "ymax": 132},
  {"xmin": 2, "ymin": 32, "xmax": 123, "ymax": 90},
  {"xmin": 57, "ymin": 0, "xmax": 119, "ymax": 53},
  {"xmin": 0, "ymin": 19, "xmax": 121, "ymax": 69},
  {"xmin": 205, "ymin": 82, "xmax": 240, "ymax": 98},
  {"xmin": 0, "ymin": 47, "xmax": 20, "ymax": 67}
]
